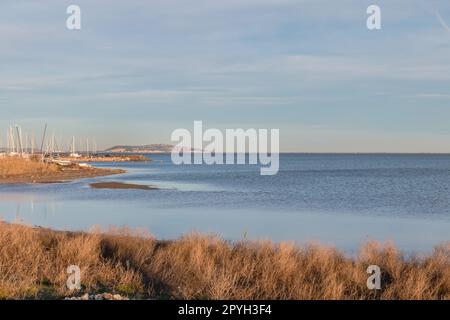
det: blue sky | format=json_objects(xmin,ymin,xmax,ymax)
[{"xmin": 1, "ymin": 0, "xmax": 450, "ymax": 152}]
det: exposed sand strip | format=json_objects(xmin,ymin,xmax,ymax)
[{"xmin": 90, "ymin": 182, "xmax": 158, "ymax": 190}]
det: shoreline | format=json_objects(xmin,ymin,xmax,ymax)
[
  {"xmin": 57, "ymin": 154, "xmax": 149, "ymax": 163},
  {"xmin": 0, "ymin": 162, "xmax": 126, "ymax": 185},
  {"xmin": 0, "ymin": 169, "xmax": 126, "ymax": 184}
]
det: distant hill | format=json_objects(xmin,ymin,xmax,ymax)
[{"xmin": 105, "ymin": 144, "xmax": 174, "ymax": 153}]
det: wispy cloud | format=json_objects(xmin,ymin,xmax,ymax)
[
  {"xmin": 416, "ymin": 93, "xmax": 450, "ymax": 99},
  {"xmin": 435, "ymin": 11, "xmax": 450, "ymax": 34}
]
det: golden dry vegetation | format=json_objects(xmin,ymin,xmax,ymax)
[
  {"xmin": 0, "ymin": 157, "xmax": 124, "ymax": 183},
  {"xmin": 0, "ymin": 222, "xmax": 448, "ymax": 300},
  {"xmin": 0, "ymin": 157, "xmax": 59, "ymax": 177}
]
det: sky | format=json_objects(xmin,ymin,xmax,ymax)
[{"xmin": 1, "ymin": 0, "xmax": 450, "ymax": 152}]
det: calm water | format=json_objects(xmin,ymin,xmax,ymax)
[{"xmin": 1, "ymin": 154, "xmax": 450, "ymax": 252}]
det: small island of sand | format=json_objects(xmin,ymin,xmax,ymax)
[{"xmin": 90, "ymin": 182, "xmax": 158, "ymax": 190}]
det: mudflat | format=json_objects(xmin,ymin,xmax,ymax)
[{"xmin": 90, "ymin": 182, "xmax": 158, "ymax": 190}]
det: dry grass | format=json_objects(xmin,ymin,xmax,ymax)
[
  {"xmin": 0, "ymin": 157, "xmax": 124, "ymax": 184},
  {"xmin": 0, "ymin": 222, "xmax": 448, "ymax": 300},
  {"xmin": 0, "ymin": 157, "xmax": 59, "ymax": 177}
]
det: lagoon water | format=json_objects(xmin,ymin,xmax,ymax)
[{"xmin": 1, "ymin": 154, "xmax": 450, "ymax": 252}]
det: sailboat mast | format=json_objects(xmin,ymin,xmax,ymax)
[
  {"xmin": 40, "ymin": 123, "xmax": 48, "ymax": 159},
  {"xmin": 31, "ymin": 132, "xmax": 35, "ymax": 155},
  {"xmin": 15, "ymin": 125, "xmax": 23, "ymax": 156}
]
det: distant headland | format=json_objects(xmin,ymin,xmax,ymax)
[{"xmin": 105, "ymin": 144, "xmax": 174, "ymax": 154}]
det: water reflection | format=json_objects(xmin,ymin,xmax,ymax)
[{"xmin": 1, "ymin": 196, "xmax": 449, "ymax": 253}]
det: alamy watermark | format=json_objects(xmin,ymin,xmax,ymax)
[
  {"xmin": 64, "ymin": 263, "xmax": 382, "ymax": 293},
  {"xmin": 171, "ymin": 121, "xmax": 279, "ymax": 175},
  {"xmin": 367, "ymin": 5, "xmax": 381, "ymax": 30},
  {"xmin": 66, "ymin": 5, "xmax": 81, "ymax": 30},
  {"xmin": 65, "ymin": 4, "xmax": 379, "ymax": 31},
  {"xmin": 367, "ymin": 265, "xmax": 382, "ymax": 290},
  {"xmin": 66, "ymin": 265, "xmax": 81, "ymax": 291}
]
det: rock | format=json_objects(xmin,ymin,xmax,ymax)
[
  {"xmin": 65, "ymin": 292, "xmax": 129, "ymax": 300},
  {"xmin": 94, "ymin": 294, "xmax": 103, "ymax": 300},
  {"xmin": 103, "ymin": 293, "xmax": 113, "ymax": 300}
]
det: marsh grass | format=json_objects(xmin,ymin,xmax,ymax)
[
  {"xmin": 0, "ymin": 157, "xmax": 59, "ymax": 177},
  {"xmin": 0, "ymin": 222, "xmax": 448, "ymax": 300}
]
